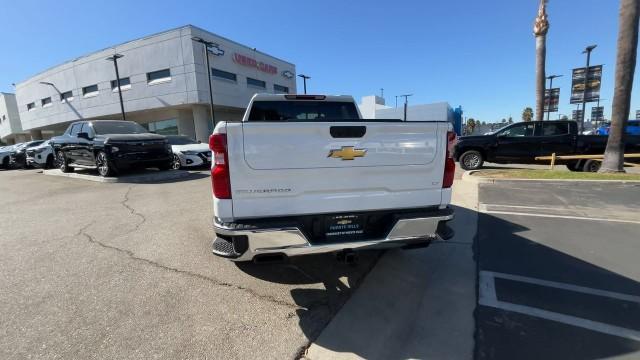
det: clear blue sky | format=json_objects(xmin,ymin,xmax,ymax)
[{"xmin": 0, "ymin": 0, "xmax": 636, "ymax": 122}]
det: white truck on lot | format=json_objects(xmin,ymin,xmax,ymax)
[{"xmin": 210, "ymin": 94, "xmax": 456, "ymax": 262}]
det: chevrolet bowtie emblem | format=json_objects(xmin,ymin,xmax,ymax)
[{"xmin": 328, "ymin": 146, "xmax": 367, "ymax": 160}]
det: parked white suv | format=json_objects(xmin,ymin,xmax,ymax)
[
  {"xmin": 26, "ymin": 140, "xmax": 55, "ymax": 169},
  {"xmin": 209, "ymin": 94, "xmax": 456, "ymax": 262}
]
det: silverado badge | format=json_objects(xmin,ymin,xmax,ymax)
[{"xmin": 328, "ymin": 146, "xmax": 367, "ymax": 160}]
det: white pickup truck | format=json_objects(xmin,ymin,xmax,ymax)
[{"xmin": 210, "ymin": 94, "xmax": 455, "ymax": 263}]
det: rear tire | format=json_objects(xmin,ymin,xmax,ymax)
[
  {"xmin": 57, "ymin": 150, "xmax": 72, "ymax": 173},
  {"xmin": 158, "ymin": 161, "xmax": 173, "ymax": 171},
  {"xmin": 459, "ymin": 150, "xmax": 484, "ymax": 170},
  {"xmin": 583, "ymin": 159, "xmax": 601, "ymax": 172},
  {"xmin": 96, "ymin": 151, "xmax": 115, "ymax": 177},
  {"xmin": 1, "ymin": 156, "xmax": 9, "ymax": 169}
]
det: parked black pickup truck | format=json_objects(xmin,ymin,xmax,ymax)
[
  {"xmin": 51, "ymin": 120, "xmax": 173, "ymax": 177},
  {"xmin": 454, "ymin": 120, "xmax": 640, "ymax": 171}
]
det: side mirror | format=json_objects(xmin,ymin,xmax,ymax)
[
  {"xmin": 77, "ymin": 132, "xmax": 91, "ymax": 140},
  {"xmin": 198, "ymin": 140, "xmax": 202, "ymax": 144}
]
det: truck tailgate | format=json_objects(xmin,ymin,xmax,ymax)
[{"xmin": 227, "ymin": 121, "xmax": 448, "ymax": 219}]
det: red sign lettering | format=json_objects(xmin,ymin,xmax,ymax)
[{"xmin": 233, "ymin": 53, "xmax": 278, "ymax": 75}]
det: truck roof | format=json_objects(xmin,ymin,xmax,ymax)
[{"xmin": 251, "ymin": 94, "xmax": 356, "ymax": 102}]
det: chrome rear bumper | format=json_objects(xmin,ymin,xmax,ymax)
[{"xmin": 212, "ymin": 208, "xmax": 454, "ymax": 262}]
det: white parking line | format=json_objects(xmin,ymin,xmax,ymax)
[
  {"xmin": 479, "ymin": 271, "xmax": 640, "ymax": 341},
  {"xmin": 479, "ymin": 203, "xmax": 640, "ymax": 225}
]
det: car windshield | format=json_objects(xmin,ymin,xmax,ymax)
[
  {"xmin": 166, "ymin": 136, "xmax": 198, "ymax": 145},
  {"xmin": 92, "ymin": 121, "xmax": 148, "ymax": 135}
]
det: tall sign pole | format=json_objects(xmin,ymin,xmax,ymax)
[
  {"xmin": 106, "ymin": 54, "xmax": 126, "ymax": 121},
  {"xmin": 581, "ymin": 45, "xmax": 597, "ymax": 132}
]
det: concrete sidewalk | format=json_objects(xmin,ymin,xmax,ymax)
[{"xmin": 305, "ymin": 181, "xmax": 478, "ymax": 359}]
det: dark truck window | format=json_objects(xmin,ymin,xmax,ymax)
[
  {"xmin": 248, "ymin": 101, "xmax": 360, "ymax": 121},
  {"xmin": 541, "ymin": 122, "xmax": 569, "ymax": 136},
  {"xmin": 92, "ymin": 121, "xmax": 148, "ymax": 135},
  {"xmin": 500, "ymin": 123, "xmax": 535, "ymax": 137}
]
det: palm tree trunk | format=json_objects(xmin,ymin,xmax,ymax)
[
  {"xmin": 600, "ymin": 0, "xmax": 640, "ymax": 173},
  {"xmin": 535, "ymin": 35, "xmax": 546, "ymax": 122}
]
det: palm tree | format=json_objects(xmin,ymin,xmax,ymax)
[
  {"xmin": 534, "ymin": 0, "xmax": 549, "ymax": 122},
  {"xmin": 522, "ymin": 107, "xmax": 534, "ymax": 122},
  {"xmin": 600, "ymin": 0, "xmax": 640, "ymax": 173}
]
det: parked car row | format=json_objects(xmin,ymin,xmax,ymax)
[{"xmin": 1, "ymin": 120, "xmax": 211, "ymax": 177}]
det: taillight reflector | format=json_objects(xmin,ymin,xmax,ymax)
[
  {"xmin": 209, "ymin": 133, "xmax": 231, "ymax": 199},
  {"xmin": 443, "ymin": 131, "xmax": 456, "ymax": 188}
]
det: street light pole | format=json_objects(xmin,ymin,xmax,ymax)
[
  {"xmin": 580, "ymin": 45, "xmax": 597, "ymax": 133},
  {"xmin": 400, "ymin": 94, "xmax": 413, "ymax": 121},
  {"xmin": 106, "ymin": 54, "xmax": 126, "ymax": 121},
  {"xmin": 191, "ymin": 37, "xmax": 219, "ymax": 129},
  {"xmin": 298, "ymin": 74, "xmax": 310, "ymax": 94},
  {"xmin": 395, "ymin": 96, "xmax": 398, "ymax": 108},
  {"xmin": 545, "ymin": 74, "xmax": 562, "ymax": 121}
]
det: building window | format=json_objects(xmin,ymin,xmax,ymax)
[
  {"xmin": 247, "ymin": 77, "xmax": 266, "ymax": 89},
  {"xmin": 60, "ymin": 91, "xmax": 74, "ymax": 103},
  {"xmin": 41, "ymin": 97, "xmax": 52, "ymax": 108},
  {"xmin": 211, "ymin": 68, "xmax": 237, "ymax": 82},
  {"xmin": 82, "ymin": 84, "xmax": 99, "ymax": 97},
  {"xmin": 27, "ymin": 102, "xmax": 36, "ymax": 111},
  {"xmin": 273, "ymin": 84, "xmax": 289, "ymax": 94},
  {"xmin": 147, "ymin": 69, "xmax": 171, "ymax": 85},
  {"xmin": 111, "ymin": 77, "xmax": 131, "ymax": 91},
  {"xmin": 144, "ymin": 119, "xmax": 178, "ymax": 135}
]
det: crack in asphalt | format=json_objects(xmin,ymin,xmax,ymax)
[
  {"xmin": 120, "ymin": 186, "xmax": 146, "ymax": 232},
  {"xmin": 74, "ymin": 215, "xmax": 302, "ymax": 310}
]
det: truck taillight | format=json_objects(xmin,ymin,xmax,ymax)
[
  {"xmin": 209, "ymin": 133, "xmax": 231, "ymax": 199},
  {"xmin": 443, "ymin": 131, "xmax": 456, "ymax": 188}
]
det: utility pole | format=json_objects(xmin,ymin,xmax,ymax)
[
  {"xmin": 580, "ymin": 45, "xmax": 597, "ymax": 133},
  {"xmin": 192, "ymin": 36, "xmax": 222, "ymax": 129},
  {"xmin": 395, "ymin": 95, "xmax": 398, "ymax": 108},
  {"xmin": 298, "ymin": 74, "xmax": 310, "ymax": 94},
  {"xmin": 106, "ymin": 54, "xmax": 126, "ymax": 121},
  {"xmin": 400, "ymin": 94, "xmax": 413, "ymax": 121},
  {"xmin": 545, "ymin": 74, "xmax": 562, "ymax": 121},
  {"xmin": 380, "ymin": 88, "xmax": 384, "ymax": 99}
]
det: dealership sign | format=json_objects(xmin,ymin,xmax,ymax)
[
  {"xmin": 544, "ymin": 88, "xmax": 560, "ymax": 112},
  {"xmin": 233, "ymin": 53, "xmax": 277, "ymax": 75},
  {"xmin": 570, "ymin": 65, "xmax": 603, "ymax": 104}
]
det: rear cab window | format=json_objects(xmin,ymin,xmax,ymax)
[
  {"xmin": 248, "ymin": 100, "xmax": 360, "ymax": 121},
  {"xmin": 540, "ymin": 122, "xmax": 569, "ymax": 136}
]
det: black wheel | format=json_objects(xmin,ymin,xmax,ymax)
[
  {"xmin": 171, "ymin": 154, "xmax": 182, "ymax": 170},
  {"xmin": 583, "ymin": 159, "xmax": 601, "ymax": 172},
  {"xmin": 95, "ymin": 151, "xmax": 115, "ymax": 177},
  {"xmin": 459, "ymin": 150, "xmax": 484, "ymax": 170},
  {"xmin": 45, "ymin": 154, "xmax": 54, "ymax": 169},
  {"xmin": 57, "ymin": 150, "xmax": 72, "ymax": 173},
  {"xmin": 158, "ymin": 161, "xmax": 173, "ymax": 171}
]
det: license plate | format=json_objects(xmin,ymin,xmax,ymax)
[{"xmin": 325, "ymin": 214, "xmax": 364, "ymax": 238}]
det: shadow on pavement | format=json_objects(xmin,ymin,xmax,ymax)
[
  {"xmin": 236, "ymin": 251, "xmax": 383, "ymax": 341},
  {"xmin": 476, "ymin": 211, "xmax": 640, "ymax": 360}
]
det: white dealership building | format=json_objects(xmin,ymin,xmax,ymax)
[
  {"xmin": 0, "ymin": 92, "xmax": 29, "ymax": 144},
  {"xmin": 12, "ymin": 25, "xmax": 296, "ymax": 143}
]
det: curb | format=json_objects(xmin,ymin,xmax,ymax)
[
  {"xmin": 43, "ymin": 169, "xmax": 191, "ymax": 183},
  {"xmin": 461, "ymin": 170, "xmax": 640, "ymax": 184}
]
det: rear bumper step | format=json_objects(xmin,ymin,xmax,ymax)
[{"xmin": 212, "ymin": 207, "xmax": 454, "ymax": 262}]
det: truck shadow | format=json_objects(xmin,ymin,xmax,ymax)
[{"xmin": 235, "ymin": 250, "xmax": 384, "ymax": 341}]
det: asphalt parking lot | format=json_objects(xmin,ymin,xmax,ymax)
[
  {"xmin": 476, "ymin": 181, "xmax": 640, "ymax": 359},
  {"xmin": 0, "ymin": 168, "xmax": 379, "ymax": 359}
]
